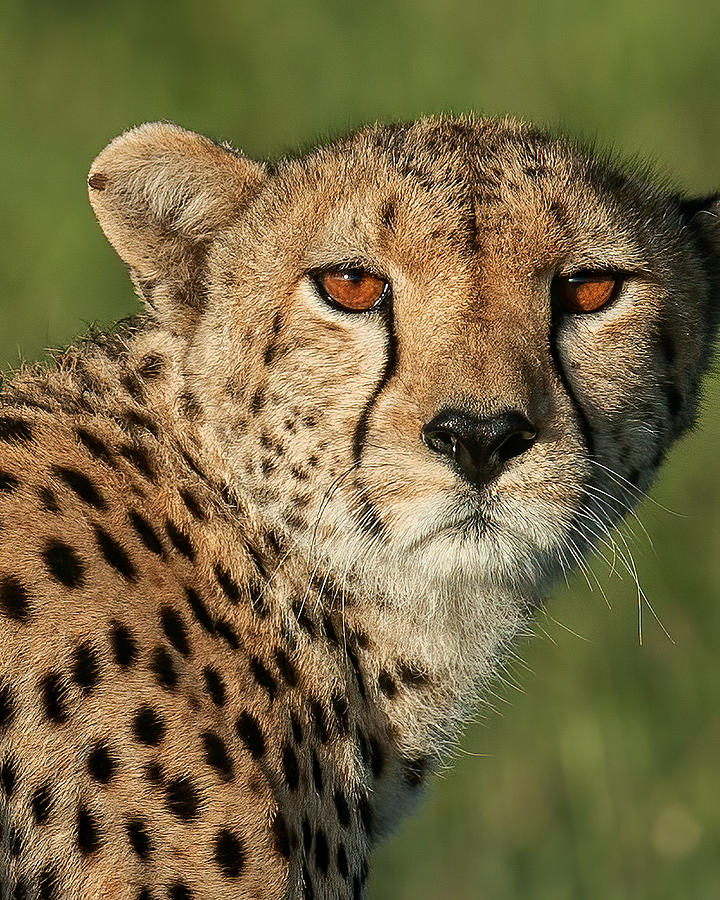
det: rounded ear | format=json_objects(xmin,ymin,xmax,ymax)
[
  {"xmin": 680, "ymin": 192, "xmax": 720, "ymax": 222},
  {"xmin": 680, "ymin": 192, "xmax": 720, "ymax": 326},
  {"xmin": 88, "ymin": 122, "xmax": 266, "ymax": 335}
]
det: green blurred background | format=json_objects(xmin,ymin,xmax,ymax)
[{"xmin": 2, "ymin": 1, "xmax": 719, "ymax": 896}]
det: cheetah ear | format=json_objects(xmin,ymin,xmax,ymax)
[
  {"xmin": 681, "ymin": 193, "xmax": 720, "ymax": 322},
  {"xmin": 88, "ymin": 122, "xmax": 266, "ymax": 335},
  {"xmin": 680, "ymin": 192, "xmax": 720, "ymax": 222}
]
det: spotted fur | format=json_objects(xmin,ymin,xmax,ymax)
[{"xmin": 0, "ymin": 117, "xmax": 718, "ymax": 898}]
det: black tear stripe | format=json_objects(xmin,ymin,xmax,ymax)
[
  {"xmin": 350, "ymin": 308, "xmax": 398, "ymax": 538},
  {"xmin": 548, "ymin": 318, "xmax": 595, "ymax": 459}
]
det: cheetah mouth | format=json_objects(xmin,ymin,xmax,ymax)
[{"xmin": 403, "ymin": 509, "xmax": 491, "ymax": 554}]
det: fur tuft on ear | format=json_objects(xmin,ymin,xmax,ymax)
[{"xmin": 88, "ymin": 122, "xmax": 266, "ymax": 334}]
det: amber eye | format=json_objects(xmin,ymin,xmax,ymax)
[
  {"xmin": 312, "ymin": 267, "xmax": 390, "ymax": 312},
  {"xmin": 552, "ymin": 272, "xmax": 623, "ymax": 314}
]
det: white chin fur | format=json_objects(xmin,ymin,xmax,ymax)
[{"xmin": 308, "ymin": 490, "xmax": 574, "ymax": 608}]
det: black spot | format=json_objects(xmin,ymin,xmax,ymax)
[
  {"xmin": 40, "ymin": 672, "xmax": 69, "ymax": 723},
  {"xmin": 358, "ymin": 794, "xmax": 373, "ymax": 836},
  {"xmin": 0, "ymin": 681, "xmax": 14, "ymax": 730},
  {"xmin": 38, "ymin": 868, "xmax": 57, "ymax": 900},
  {"xmin": 668, "ymin": 384, "xmax": 684, "ymax": 418},
  {"xmin": 185, "ymin": 587, "xmax": 214, "ymax": 634},
  {"xmin": 309, "ymin": 698, "xmax": 328, "ymax": 743},
  {"xmin": 311, "ymin": 751, "xmax": 323, "ymax": 794},
  {"xmin": 38, "ymin": 486, "xmax": 60, "ymax": 511},
  {"xmin": 52, "ymin": 466, "xmax": 106, "ymax": 509},
  {"xmin": 215, "ymin": 619, "xmax": 239, "ymax": 649},
  {"xmin": 397, "ymin": 660, "xmax": 429, "ymax": 687},
  {"xmin": 75, "ymin": 428, "xmax": 116, "ymax": 466},
  {"xmin": 110, "ymin": 621, "xmax": 138, "ymax": 668},
  {"xmin": 130, "ymin": 511, "xmax": 163, "ymax": 555},
  {"xmin": 165, "ymin": 519, "xmax": 195, "ymax": 560},
  {"xmin": 76, "ymin": 802, "xmax": 102, "ymax": 854},
  {"xmin": 165, "ymin": 775, "xmax": 200, "ymax": 821},
  {"xmin": 249, "ymin": 386, "xmax": 265, "ymax": 415},
  {"xmin": 660, "ymin": 325, "xmax": 677, "ymax": 366},
  {"xmin": 274, "ymin": 649, "xmax": 297, "ymax": 687},
  {"xmin": 337, "ymin": 842, "xmax": 349, "ymax": 879},
  {"xmin": 150, "ymin": 646, "xmax": 178, "ymax": 690},
  {"xmin": 331, "ymin": 692, "xmax": 349, "ymax": 736},
  {"xmin": 0, "ymin": 575, "xmax": 31, "ymax": 622},
  {"xmin": 145, "ymin": 761, "xmax": 164, "ymax": 785},
  {"xmin": 94, "ymin": 525, "xmax": 137, "ymax": 580},
  {"xmin": 179, "ymin": 488, "xmax": 205, "ymax": 521},
  {"xmin": 72, "ymin": 642, "xmax": 100, "ymax": 694},
  {"xmin": 7, "ymin": 824, "xmax": 22, "ymax": 856},
  {"xmin": 13, "ymin": 879, "xmax": 27, "ymax": 900},
  {"xmin": 322, "ymin": 614, "xmax": 338, "ymax": 644},
  {"xmin": 282, "ymin": 743, "xmax": 299, "ymax": 791},
  {"xmin": 250, "ymin": 657, "xmax": 277, "ymax": 701},
  {"xmin": 0, "ymin": 469, "xmax": 18, "ymax": 493},
  {"xmin": 167, "ymin": 882, "xmax": 193, "ymax": 900},
  {"xmin": 404, "ymin": 755, "xmax": 429, "ymax": 787},
  {"xmin": 202, "ymin": 731, "xmax": 234, "ymax": 781},
  {"xmin": 31, "ymin": 784, "xmax": 52, "ymax": 824},
  {"xmin": 136, "ymin": 890, "xmax": 153, "ymax": 900},
  {"xmin": 214, "ymin": 828, "xmax": 245, "ymax": 878},
  {"xmin": 43, "ymin": 539, "xmax": 85, "ymax": 588},
  {"xmin": 346, "ymin": 644, "xmax": 366, "ymax": 699},
  {"xmin": 353, "ymin": 875, "xmax": 362, "ymax": 900},
  {"xmin": 302, "ymin": 817, "xmax": 312, "ymax": 853},
  {"xmin": 160, "ymin": 607, "xmax": 190, "ymax": 657},
  {"xmin": 271, "ymin": 812, "xmax": 291, "ymax": 858},
  {"xmin": 138, "ymin": 352, "xmax": 165, "ymax": 380},
  {"xmin": 88, "ymin": 741, "xmax": 116, "ymax": 784},
  {"xmin": 314, "ymin": 828, "xmax": 329, "ymax": 874},
  {"xmin": 378, "ymin": 670, "xmax": 397, "ymax": 698},
  {"xmin": 369, "ymin": 737, "xmax": 384, "ymax": 778},
  {"xmin": 290, "ymin": 712, "xmax": 304, "ymax": 744},
  {"xmin": 0, "ymin": 417, "xmax": 32, "ymax": 444},
  {"xmin": 381, "ymin": 197, "xmax": 396, "ymax": 229},
  {"xmin": 126, "ymin": 818, "xmax": 152, "ymax": 860},
  {"xmin": 132, "ymin": 706, "xmax": 166, "ymax": 745},
  {"xmin": 214, "ymin": 565, "xmax": 240, "ymax": 603},
  {"xmin": 202, "ymin": 666, "xmax": 226, "ymax": 707},
  {"xmin": 334, "ymin": 788, "xmax": 350, "ymax": 828},
  {"xmin": 120, "ymin": 444, "xmax": 156, "ymax": 482},
  {"xmin": 1, "ymin": 755, "xmax": 17, "ymax": 797},
  {"xmin": 235, "ymin": 712, "xmax": 265, "ymax": 759}
]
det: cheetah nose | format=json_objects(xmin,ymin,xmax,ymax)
[{"xmin": 421, "ymin": 408, "xmax": 537, "ymax": 485}]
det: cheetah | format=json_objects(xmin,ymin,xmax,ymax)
[{"xmin": 0, "ymin": 116, "xmax": 718, "ymax": 899}]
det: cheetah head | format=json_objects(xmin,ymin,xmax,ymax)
[{"xmin": 88, "ymin": 119, "xmax": 720, "ymax": 614}]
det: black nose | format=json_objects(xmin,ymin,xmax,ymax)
[{"xmin": 421, "ymin": 408, "xmax": 537, "ymax": 485}]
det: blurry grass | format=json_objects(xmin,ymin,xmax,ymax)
[{"xmin": 2, "ymin": 1, "xmax": 719, "ymax": 897}]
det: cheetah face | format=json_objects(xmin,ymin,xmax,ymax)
[{"xmin": 89, "ymin": 119, "xmax": 720, "ymax": 605}]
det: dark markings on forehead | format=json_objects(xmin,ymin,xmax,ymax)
[{"xmin": 380, "ymin": 198, "xmax": 396, "ymax": 232}]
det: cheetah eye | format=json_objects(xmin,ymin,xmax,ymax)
[
  {"xmin": 552, "ymin": 272, "xmax": 623, "ymax": 314},
  {"xmin": 311, "ymin": 267, "xmax": 390, "ymax": 313}
]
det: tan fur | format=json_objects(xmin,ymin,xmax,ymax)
[{"xmin": 0, "ymin": 116, "xmax": 718, "ymax": 899}]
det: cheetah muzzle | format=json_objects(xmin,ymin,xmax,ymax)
[{"xmin": 0, "ymin": 116, "xmax": 718, "ymax": 899}]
